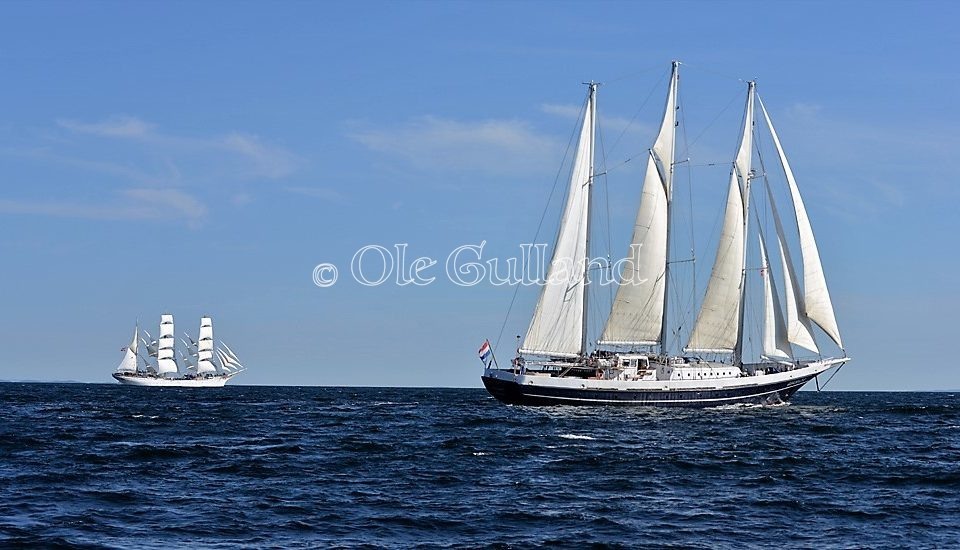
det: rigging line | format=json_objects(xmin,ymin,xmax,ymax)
[
  {"xmin": 540, "ymin": 95, "xmax": 590, "ymax": 250},
  {"xmin": 604, "ymin": 62, "xmax": 668, "ymax": 85},
  {"xmin": 697, "ymin": 174, "xmax": 729, "ymax": 308},
  {"xmin": 753, "ymin": 122, "xmax": 781, "ymax": 266},
  {"xmin": 495, "ymin": 93, "xmax": 589, "ymax": 352},
  {"xmin": 681, "ymin": 61, "xmax": 750, "ymax": 84},
  {"xmin": 595, "ymin": 105, "xmax": 611, "ymax": 259},
  {"xmin": 746, "ymin": 182, "xmax": 775, "ymax": 362},
  {"xmin": 667, "ymin": 257, "xmax": 691, "ymax": 354},
  {"xmin": 586, "ymin": 100, "xmax": 609, "ymax": 353},
  {"xmin": 686, "ymin": 87, "xmax": 744, "ymax": 151},
  {"xmin": 678, "ymin": 80, "xmax": 697, "ymax": 335},
  {"xmin": 607, "ymin": 66, "xmax": 670, "ymax": 157},
  {"xmin": 819, "ymin": 362, "xmax": 846, "ymax": 390},
  {"xmin": 687, "ymin": 161, "xmax": 738, "ymax": 168},
  {"xmin": 744, "ymin": 271, "xmax": 760, "ymax": 363},
  {"xmin": 599, "ymin": 155, "xmax": 639, "ymax": 176},
  {"xmin": 595, "ymin": 110, "xmax": 615, "ymax": 310}
]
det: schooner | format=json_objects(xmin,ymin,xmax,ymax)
[{"xmin": 482, "ymin": 62, "xmax": 849, "ymax": 406}]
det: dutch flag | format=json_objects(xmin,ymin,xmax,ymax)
[{"xmin": 478, "ymin": 340, "xmax": 493, "ymax": 368}]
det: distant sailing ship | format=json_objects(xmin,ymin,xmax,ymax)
[
  {"xmin": 482, "ymin": 62, "xmax": 849, "ymax": 406},
  {"xmin": 114, "ymin": 314, "xmax": 245, "ymax": 387}
]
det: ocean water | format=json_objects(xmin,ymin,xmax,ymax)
[{"xmin": 0, "ymin": 384, "xmax": 958, "ymax": 549}]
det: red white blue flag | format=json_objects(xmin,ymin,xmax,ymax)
[{"xmin": 478, "ymin": 340, "xmax": 493, "ymax": 367}]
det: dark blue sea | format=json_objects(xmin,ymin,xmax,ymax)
[{"xmin": 1, "ymin": 384, "xmax": 958, "ymax": 549}]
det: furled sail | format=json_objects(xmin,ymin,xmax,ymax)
[
  {"xmin": 686, "ymin": 82, "xmax": 755, "ymax": 354},
  {"xmin": 757, "ymin": 97, "xmax": 842, "ymax": 349},
  {"xmin": 116, "ymin": 325, "xmax": 139, "ymax": 373},
  {"xmin": 520, "ymin": 84, "xmax": 596, "ymax": 358},
  {"xmin": 601, "ymin": 62, "xmax": 678, "ymax": 347},
  {"xmin": 156, "ymin": 314, "xmax": 178, "ymax": 375},
  {"xmin": 763, "ymin": 179, "xmax": 819, "ymax": 353},
  {"xmin": 758, "ymin": 229, "xmax": 792, "ymax": 360},
  {"xmin": 196, "ymin": 316, "xmax": 217, "ymax": 374}
]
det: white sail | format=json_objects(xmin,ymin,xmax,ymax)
[
  {"xmin": 220, "ymin": 342, "xmax": 244, "ymax": 370},
  {"xmin": 601, "ymin": 63, "xmax": 678, "ymax": 347},
  {"xmin": 141, "ymin": 339, "xmax": 156, "ymax": 357},
  {"xmin": 156, "ymin": 313, "xmax": 178, "ymax": 375},
  {"xmin": 763, "ymin": 179, "xmax": 819, "ymax": 353},
  {"xmin": 196, "ymin": 316, "xmax": 216, "ymax": 374},
  {"xmin": 183, "ymin": 332, "xmax": 198, "ymax": 349},
  {"xmin": 141, "ymin": 329, "xmax": 159, "ymax": 357},
  {"xmin": 180, "ymin": 350, "xmax": 197, "ymax": 371},
  {"xmin": 520, "ymin": 84, "xmax": 596, "ymax": 358},
  {"xmin": 114, "ymin": 314, "xmax": 245, "ymax": 385},
  {"xmin": 758, "ymin": 229, "xmax": 792, "ymax": 360},
  {"xmin": 758, "ymin": 97, "xmax": 842, "ymax": 349},
  {"xmin": 139, "ymin": 352, "xmax": 157, "ymax": 374},
  {"xmin": 216, "ymin": 348, "xmax": 235, "ymax": 372},
  {"xmin": 686, "ymin": 82, "xmax": 755, "ymax": 354},
  {"xmin": 116, "ymin": 325, "xmax": 139, "ymax": 373},
  {"xmin": 221, "ymin": 342, "xmax": 240, "ymax": 361},
  {"xmin": 214, "ymin": 348, "xmax": 228, "ymax": 372}
]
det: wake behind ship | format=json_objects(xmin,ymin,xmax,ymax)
[
  {"xmin": 114, "ymin": 314, "xmax": 246, "ymax": 387},
  {"xmin": 481, "ymin": 62, "xmax": 849, "ymax": 407}
]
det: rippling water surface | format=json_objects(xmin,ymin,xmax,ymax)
[{"xmin": 1, "ymin": 384, "xmax": 958, "ymax": 548}]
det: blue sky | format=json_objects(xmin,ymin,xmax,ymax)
[{"xmin": 0, "ymin": 1, "xmax": 957, "ymax": 390}]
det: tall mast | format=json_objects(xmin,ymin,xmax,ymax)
[
  {"xmin": 685, "ymin": 80, "xmax": 754, "ymax": 358},
  {"xmin": 733, "ymin": 81, "xmax": 756, "ymax": 365},
  {"xmin": 520, "ymin": 83, "xmax": 596, "ymax": 358},
  {"xmin": 135, "ymin": 320, "xmax": 139, "ymax": 372},
  {"xmin": 156, "ymin": 313, "xmax": 178, "ymax": 375},
  {"xmin": 581, "ymin": 82, "xmax": 597, "ymax": 356},
  {"xmin": 599, "ymin": 63, "xmax": 678, "ymax": 351},
  {"xmin": 659, "ymin": 61, "xmax": 680, "ymax": 357}
]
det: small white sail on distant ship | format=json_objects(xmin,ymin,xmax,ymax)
[
  {"xmin": 481, "ymin": 61, "xmax": 849, "ymax": 406},
  {"xmin": 114, "ymin": 314, "xmax": 245, "ymax": 387}
]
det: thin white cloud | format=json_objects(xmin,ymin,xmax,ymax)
[
  {"xmin": 1, "ymin": 146, "xmax": 173, "ymax": 186},
  {"xmin": 0, "ymin": 116, "xmax": 305, "ymax": 227},
  {"xmin": 284, "ymin": 186, "xmax": 346, "ymax": 202},
  {"xmin": 539, "ymin": 103, "xmax": 583, "ymax": 119},
  {"xmin": 221, "ymin": 133, "xmax": 299, "ymax": 179},
  {"xmin": 540, "ymin": 102, "xmax": 655, "ymax": 142},
  {"xmin": 0, "ymin": 187, "xmax": 207, "ymax": 226},
  {"xmin": 348, "ymin": 115, "xmax": 559, "ymax": 175},
  {"xmin": 770, "ymin": 101, "xmax": 959, "ymax": 222},
  {"xmin": 57, "ymin": 116, "xmax": 154, "ymax": 138},
  {"xmin": 54, "ymin": 115, "xmax": 300, "ymax": 181},
  {"xmin": 230, "ymin": 192, "xmax": 253, "ymax": 206},
  {"xmin": 784, "ymin": 102, "xmax": 823, "ymax": 119},
  {"xmin": 121, "ymin": 188, "xmax": 207, "ymax": 220}
]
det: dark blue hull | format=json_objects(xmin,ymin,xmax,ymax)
[{"xmin": 481, "ymin": 374, "xmax": 815, "ymax": 407}]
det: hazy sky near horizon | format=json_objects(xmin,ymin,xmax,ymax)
[{"xmin": 1, "ymin": 1, "xmax": 957, "ymax": 390}]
